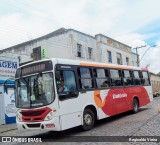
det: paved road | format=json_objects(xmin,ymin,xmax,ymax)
[{"xmin": 1, "ymin": 97, "xmax": 160, "ymax": 145}]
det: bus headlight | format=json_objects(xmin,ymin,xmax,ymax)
[
  {"xmin": 44, "ymin": 111, "xmax": 54, "ymax": 121},
  {"xmin": 16, "ymin": 112, "xmax": 22, "ymax": 122}
]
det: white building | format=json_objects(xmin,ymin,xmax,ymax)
[{"xmin": 0, "ymin": 28, "xmax": 138, "ymax": 66}]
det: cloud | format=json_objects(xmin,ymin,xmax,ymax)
[
  {"xmin": 142, "ymin": 46, "xmax": 160, "ymax": 74},
  {"xmin": 0, "ymin": 12, "xmax": 52, "ymax": 49},
  {"xmin": 0, "ymin": 0, "xmax": 160, "ymax": 73},
  {"xmin": 116, "ymin": 33, "xmax": 147, "ymax": 47}
]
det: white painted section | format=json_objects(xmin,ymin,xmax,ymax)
[
  {"xmin": 144, "ymin": 86, "xmax": 153, "ymax": 102},
  {"xmin": 97, "ymin": 108, "xmax": 109, "ymax": 119},
  {"xmin": 0, "ymin": 85, "xmax": 5, "ymax": 124},
  {"xmin": 60, "ymin": 112, "xmax": 81, "ymax": 130}
]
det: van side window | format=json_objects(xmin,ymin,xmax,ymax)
[
  {"xmin": 133, "ymin": 71, "xmax": 141, "ymax": 85},
  {"xmin": 110, "ymin": 69, "xmax": 123, "ymax": 87},
  {"xmin": 123, "ymin": 70, "xmax": 133, "ymax": 86},
  {"xmin": 94, "ymin": 68, "xmax": 110, "ymax": 88},
  {"xmin": 78, "ymin": 67, "xmax": 94, "ymax": 89},
  {"xmin": 142, "ymin": 71, "xmax": 150, "ymax": 85}
]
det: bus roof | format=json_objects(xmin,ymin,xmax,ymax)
[
  {"xmin": 54, "ymin": 58, "xmax": 145, "ymax": 71},
  {"xmin": 19, "ymin": 58, "xmax": 147, "ymax": 71}
]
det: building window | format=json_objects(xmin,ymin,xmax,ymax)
[
  {"xmin": 132, "ymin": 61, "xmax": 134, "ymax": 66},
  {"xmin": 77, "ymin": 44, "xmax": 82, "ymax": 57},
  {"xmin": 107, "ymin": 51, "xmax": 112, "ymax": 63},
  {"xmin": 33, "ymin": 46, "xmax": 41, "ymax": 61},
  {"xmin": 88, "ymin": 47, "xmax": 92, "ymax": 59},
  {"xmin": 116, "ymin": 53, "xmax": 122, "ymax": 65},
  {"xmin": 126, "ymin": 57, "xmax": 129, "ymax": 65}
]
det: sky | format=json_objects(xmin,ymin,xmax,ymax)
[{"xmin": 0, "ymin": 0, "xmax": 160, "ymax": 73}]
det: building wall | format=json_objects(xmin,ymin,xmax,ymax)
[
  {"xmin": 95, "ymin": 34, "xmax": 135, "ymax": 65},
  {"xmin": 150, "ymin": 74, "xmax": 160, "ymax": 95},
  {"xmin": 69, "ymin": 30, "xmax": 97, "ymax": 61},
  {"xmin": 0, "ymin": 28, "xmax": 138, "ymax": 66},
  {"xmin": 131, "ymin": 52, "xmax": 138, "ymax": 66}
]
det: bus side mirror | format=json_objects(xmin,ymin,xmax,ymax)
[{"xmin": 55, "ymin": 71, "xmax": 61, "ymax": 80}]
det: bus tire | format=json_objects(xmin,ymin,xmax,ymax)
[
  {"xmin": 132, "ymin": 98, "xmax": 139, "ymax": 114},
  {"xmin": 156, "ymin": 93, "xmax": 160, "ymax": 97},
  {"xmin": 82, "ymin": 108, "xmax": 95, "ymax": 131}
]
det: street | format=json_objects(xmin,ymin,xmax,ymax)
[{"xmin": 1, "ymin": 97, "xmax": 160, "ymax": 145}]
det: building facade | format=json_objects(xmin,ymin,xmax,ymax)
[
  {"xmin": 150, "ymin": 73, "xmax": 160, "ymax": 97},
  {"xmin": 0, "ymin": 56, "xmax": 19, "ymax": 124},
  {"xmin": 0, "ymin": 28, "xmax": 138, "ymax": 66}
]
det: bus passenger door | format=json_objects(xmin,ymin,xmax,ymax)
[{"xmin": 56, "ymin": 69, "xmax": 82, "ymax": 130}]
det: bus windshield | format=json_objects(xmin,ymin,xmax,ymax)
[{"xmin": 15, "ymin": 72, "xmax": 55, "ymax": 108}]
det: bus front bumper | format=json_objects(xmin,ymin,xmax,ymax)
[{"xmin": 16, "ymin": 116, "xmax": 61, "ymax": 131}]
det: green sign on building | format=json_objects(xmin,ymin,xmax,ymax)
[{"xmin": 41, "ymin": 47, "xmax": 48, "ymax": 59}]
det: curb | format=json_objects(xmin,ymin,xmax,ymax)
[{"xmin": 0, "ymin": 128, "xmax": 17, "ymax": 134}]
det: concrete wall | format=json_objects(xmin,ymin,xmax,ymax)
[
  {"xmin": 0, "ymin": 29, "xmax": 138, "ymax": 66},
  {"xmin": 95, "ymin": 34, "xmax": 135, "ymax": 65}
]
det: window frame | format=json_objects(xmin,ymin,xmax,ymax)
[
  {"xmin": 94, "ymin": 68, "xmax": 111, "ymax": 89},
  {"xmin": 55, "ymin": 68, "xmax": 79, "ymax": 101},
  {"xmin": 110, "ymin": 69, "xmax": 123, "ymax": 87},
  {"xmin": 116, "ymin": 52, "xmax": 123, "ymax": 65},
  {"xmin": 126, "ymin": 57, "xmax": 129, "ymax": 66},
  {"xmin": 132, "ymin": 70, "xmax": 142, "ymax": 86},
  {"xmin": 141, "ymin": 71, "xmax": 151, "ymax": 86},
  {"xmin": 88, "ymin": 47, "xmax": 92, "ymax": 59},
  {"xmin": 107, "ymin": 51, "xmax": 112, "ymax": 63},
  {"xmin": 78, "ymin": 67, "xmax": 95, "ymax": 91},
  {"xmin": 122, "ymin": 70, "xmax": 133, "ymax": 86},
  {"xmin": 77, "ymin": 44, "xmax": 82, "ymax": 58}
]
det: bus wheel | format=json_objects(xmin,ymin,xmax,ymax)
[
  {"xmin": 156, "ymin": 93, "xmax": 160, "ymax": 97},
  {"xmin": 132, "ymin": 98, "xmax": 139, "ymax": 113},
  {"xmin": 82, "ymin": 108, "xmax": 95, "ymax": 131}
]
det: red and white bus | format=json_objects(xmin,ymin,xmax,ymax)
[{"xmin": 15, "ymin": 58, "xmax": 153, "ymax": 131}]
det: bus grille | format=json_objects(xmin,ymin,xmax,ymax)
[
  {"xmin": 26, "ymin": 123, "xmax": 41, "ymax": 128},
  {"xmin": 20, "ymin": 107, "xmax": 51, "ymax": 122}
]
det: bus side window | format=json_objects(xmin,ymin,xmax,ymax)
[
  {"xmin": 78, "ymin": 67, "xmax": 94, "ymax": 90},
  {"xmin": 123, "ymin": 70, "xmax": 133, "ymax": 86},
  {"xmin": 95, "ymin": 68, "xmax": 110, "ymax": 88},
  {"xmin": 56, "ymin": 70, "xmax": 78, "ymax": 100},
  {"xmin": 142, "ymin": 71, "xmax": 150, "ymax": 86},
  {"xmin": 110, "ymin": 69, "xmax": 123, "ymax": 87},
  {"xmin": 133, "ymin": 71, "xmax": 141, "ymax": 85}
]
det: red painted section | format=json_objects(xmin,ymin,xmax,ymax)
[
  {"xmin": 21, "ymin": 107, "xmax": 51, "ymax": 122},
  {"xmin": 94, "ymin": 86, "xmax": 150, "ymax": 116},
  {"xmin": 141, "ymin": 67, "xmax": 148, "ymax": 71}
]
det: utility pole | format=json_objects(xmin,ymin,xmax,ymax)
[{"xmin": 133, "ymin": 45, "xmax": 146, "ymax": 67}]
